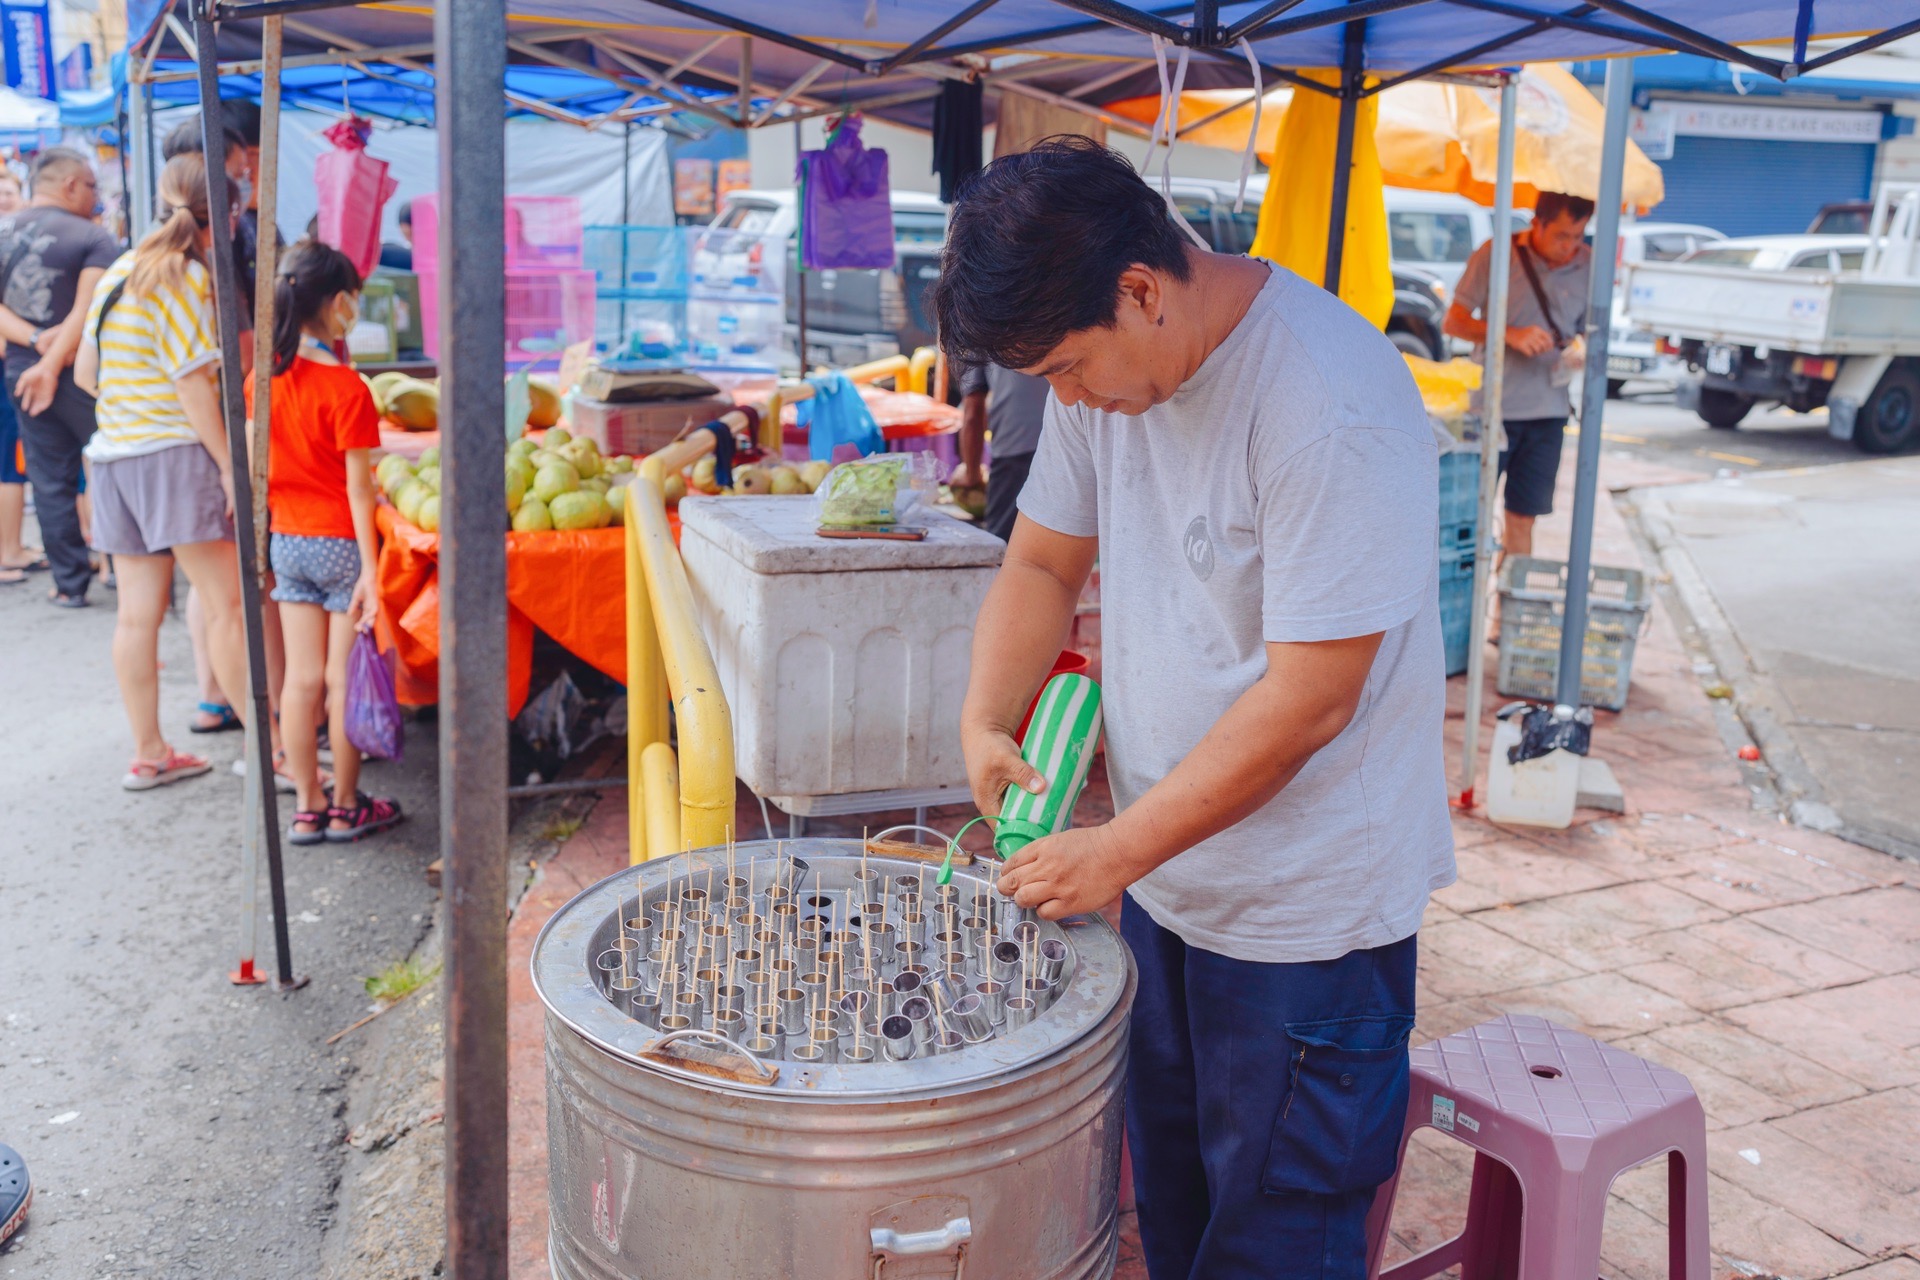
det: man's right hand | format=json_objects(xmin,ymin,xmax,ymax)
[
  {"xmin": 950, "ymin": 463, "xmax": 985, "ymax": 491},
  {"xmin": 963, "ymin": 722, "xmax": 1047, "ymax": 821},
  {"xmin": 15, "ymin": 358, "xmax": 58, "ymax": 416},
  {"xmin": 1506, "ymin": 325, "xmax": 1556, "ymax": 358}
]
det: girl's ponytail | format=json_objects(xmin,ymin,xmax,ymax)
[
  {"xmin": 271, "ymin": 239, "xmax": 363, "ymax": 376},
  {"xmin": 127, "ymin": 152, "xmax": 227, "ymax": 299}
]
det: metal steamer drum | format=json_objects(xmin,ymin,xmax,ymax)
[{"xmin": 533, "ymin": 838, "xmax": 1135, "ymax": 1280}]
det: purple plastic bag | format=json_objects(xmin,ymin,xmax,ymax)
[
  {"xmin": 344, "ymin": 630, "xmax": 404, "ymax": 762},
  {"xmin": 798, "ymin": 116, "xmax": 894, "ymax": 271}
]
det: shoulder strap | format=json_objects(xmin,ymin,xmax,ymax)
[
  {"xmin": 1512, "ymin": 238, "xmax": 1566, "ymax": 346},
  {"xmin": 93, "ymin": 277, "xmax": 128, "ymax": 347}
]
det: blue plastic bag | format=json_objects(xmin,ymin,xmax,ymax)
[
  {"xmin": 798, "ymin": 372, "xmax": 884, "ymax": 461},
  {"xmin": 345, "ymin": 630, "xmax": 404, "ymax": 762},
  {"xmin": 798, "ymin": 116, "xmax": 893, "ymax": 271}
]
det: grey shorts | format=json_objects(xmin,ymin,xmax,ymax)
[
  {"xmin": 270, "ymin": 533, "xmax": 363, "ymax": 613},
  {"xmin": 89, "ymin": 443, "xmax": 234, "ymax": 557}
]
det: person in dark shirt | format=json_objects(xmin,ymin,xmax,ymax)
[
  {"xmin": 955, "ymin": 360, "xmax": 1050, "ymax": 541},
  {"xmin": 0, "ymin": 147, "xmax": 119, "ymax": 606},
  {"xmin": 378, "ymin": 200, "xmax": 413, "ymax": 271}
]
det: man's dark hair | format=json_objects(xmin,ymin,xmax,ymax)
[
  {"xmin": 397, "ymin": 199, "xmax": 413, "ymax": 228},
  {"xmin": 162, "ymin": 113, "xmax": 245, "ymax": 162},
  {"xmin": 29, "ymin": 146, "xmax": 89, "ymax": 192},
  {"xmin": 1533, "ymin": 191, "xmax": 1595, "ymax": 225},
  {"xmin": 929, "ymin": 134, "xmax": 1193, "ymax": 370}
]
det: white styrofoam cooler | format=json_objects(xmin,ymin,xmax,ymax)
[{"xmin": 677, "ymin": 495, "xmax": 1005, "ymax": 802}]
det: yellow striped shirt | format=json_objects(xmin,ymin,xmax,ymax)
[{"xmin": 83, "ymin": 253, "xmax": 221, "ymax": 462}]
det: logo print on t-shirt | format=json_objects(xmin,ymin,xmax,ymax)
[{"xmin": 1182, "ymin": 515, "xmax": 1215, "ymax": 581}]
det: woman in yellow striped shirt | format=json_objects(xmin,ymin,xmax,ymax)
[{"xmin": 75, "ymin": 152, "xmax": 249, "ymax": 791}]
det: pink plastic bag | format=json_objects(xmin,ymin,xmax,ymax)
[
  {"xmin": 345, "ymin": 630, "xmax": 404, "ymax": 762},
  {"xmin": 315, "ymin": 117, "xmax": 398, "ymax": 279}
]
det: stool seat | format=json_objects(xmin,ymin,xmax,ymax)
[
  {"xmin": 1419, "ymin": 1014, "xmax": 1701, "ymax": 1140},
  {"xmin": 1366, "ymin": 1013, "xmax": 1711, "ymax": 1280}
]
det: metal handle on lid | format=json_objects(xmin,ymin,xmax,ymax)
[{"xmin": 643, "ymin": 1026, "xmax": 779, "ymax": 1085}]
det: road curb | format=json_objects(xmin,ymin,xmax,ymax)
[{"xmin": 1627, "ymin": 484, "xmax": 1917, "ymax": 862}]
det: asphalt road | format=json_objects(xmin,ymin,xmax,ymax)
[
  {"xmin": 1589, "ymin": 386, "xmax": 1879, "ymax": 475},
  {"xmin": 0, "ymin": 551, "xmax": 442, "ymax": 1279}
]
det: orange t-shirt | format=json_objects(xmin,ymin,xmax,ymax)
[{"xmin": 253, "ymin": 356, "xmax": 382, "ymax": 540}]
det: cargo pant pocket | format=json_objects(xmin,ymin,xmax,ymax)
[{"xmin": 1261, "ymin": 1013, "xmax": 1415, "ymax": 1197}]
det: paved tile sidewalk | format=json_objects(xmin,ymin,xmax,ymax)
[{"xmin": 500, "ymin": 448, "xmax": 1917, "ymax": 1279}]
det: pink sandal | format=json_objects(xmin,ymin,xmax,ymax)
[{"xmin": 123, "ymin": 747, "xmax": 213, "ymax": 792}]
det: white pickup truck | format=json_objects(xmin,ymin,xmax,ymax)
[{"xmin": 1623, "ymin": 185, "xmax": 1920, "ymax": 454}]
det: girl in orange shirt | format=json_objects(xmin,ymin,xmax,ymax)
[{"xmin": 258, "ymin": 241, "xmax": 403, "ymax": 844}]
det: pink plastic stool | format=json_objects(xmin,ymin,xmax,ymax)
[{"xmin": 1365, "ymin": 1013, "xmax": 1710, "ymax": 1280}]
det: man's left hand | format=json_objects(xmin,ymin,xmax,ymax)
[
  {"xmin": 15, "ymin": 358, "xmax": 58, "ymax": 416},
  {"xmin": 997, "ymin": 823, "xmax": 1136, "ymax": 920}
]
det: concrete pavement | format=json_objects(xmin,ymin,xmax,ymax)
[
  {"xmin": 0, "ymin": 556, "xmax": 443, "ymax": 1279},
  {"xmin": 1631, "ymin": 456, "xmax": 1920, "ymax": 859}
]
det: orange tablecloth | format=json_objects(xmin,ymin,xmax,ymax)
[{"xmin": 374, "ymin": 504, "xmax": 630, "ymax": 716}]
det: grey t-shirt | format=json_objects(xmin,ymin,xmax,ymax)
[
  {"xmin": 959, "ymin": 361, "xmax": 1049, "ymax": 458},
  {"xmin": 1455, "ymin": 236, "xmax": 1592, "ymax": 421},
  {"xmin": 0, "ymin": 206, "xmax": 120, "ymax": 371},
  {"xmin": 1018, "ymin": 265, "xmax": 1455, "ymax": 964}
]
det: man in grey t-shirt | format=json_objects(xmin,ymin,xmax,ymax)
[
  {"xmin": 931, "ymin": 138, "xmax": 1453, "ymax": 1280},
  {"xmin": 1444, "ymin": 191, "xmax": 1594, "ymax": 564}
]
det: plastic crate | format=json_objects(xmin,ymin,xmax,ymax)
[
  {"xmin": 410, "ymin": 193, "xmax": 584, "ymax": 277},
  {"xmin": 1438, "ymin": 448, "xmax": 1481, "ymax": 528},
  {"xmin": 418, "ymin": 267, "xmax": 595, "ymax": 363},
  {"xmin": 1496, "ymin": 555, "xmax": 1652, "ymax": 711},
  {"xmin": 688, "ymin": 293, "xmax": 784, "ymax": 371},
  {"xmin": 595, "ymin": 294, "xmax": 688, "ymax": 370},
  {"xmin": 1439, "ymin": 518, "xmax": 1476, "ymax": 558},
  {"xmin": 583, "ymin": 225, "xmax": 688, "ymax": 294},
  {"xmin": 1439, "ymin": 548, "xmax": 1475, "ymax": 677},
  {"xmin": 506, "ymin": 196, "xmax": 584, "ymax": 268}
]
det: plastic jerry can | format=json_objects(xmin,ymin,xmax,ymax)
[{"xmin": 1484, "ymin": 716, "xmax": 1581, "ymax": 829}]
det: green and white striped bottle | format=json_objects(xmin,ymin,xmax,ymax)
[{"xmin": 996, "ymin": 672, "xmax": 1104, "ymax": 861}]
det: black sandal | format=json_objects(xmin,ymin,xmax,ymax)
[
  {"xmin": 287, "ymin": 809, "xmax": 328, "ymax": 846},
  {"xmin": 325, "ymin": 791, "xmax": 404, "ymax": 843}
]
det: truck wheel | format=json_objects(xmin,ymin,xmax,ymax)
[
  {"xmin": 1855, "ymin": 363, "xmax": 1920, "ymax": 454},
  {"xmin": 1389, "ymin": 329, "xmax": 1438, "ymax": 362},
  {"xmin": 1697, "ymin": 388, "xmax": 1753, "ymax": 429},
  {"xmin": 1606, "ymin": 378, "xmax": 1625, "ymax": 399}
]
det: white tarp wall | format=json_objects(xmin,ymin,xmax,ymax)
[
  {"xmin": 274, "ymin": 109, "xmax": 673, "ymax": 244},
  {"xmin": 153, "ymin": 105, "xmax": 673, "ymax": 245}
]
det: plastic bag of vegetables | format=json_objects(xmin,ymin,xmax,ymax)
[{"xmin": 812, "ymin": 452, "xmax": 939, "ymax": 528}]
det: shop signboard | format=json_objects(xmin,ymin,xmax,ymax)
[
  {"xmin": 0, "ymin": 0, "xmax": 52, "ymax": 101},
  {"xmin": 1637, "ymin": 99, "xmax": 1883, "ymax": 149}
]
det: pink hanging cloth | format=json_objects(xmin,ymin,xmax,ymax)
[{"xmin": 314, "ymin": 116, "xmax": 398, "ymax": 278}]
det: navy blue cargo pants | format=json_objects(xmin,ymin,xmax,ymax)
[{"xmin": 1121, "ymin": 894, "xmax": 1418, "ymax": 1280}]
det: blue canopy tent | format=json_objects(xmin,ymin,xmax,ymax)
[{"xmin": 156, "ymin": 2, "xmax": 1917, "ymax": 1272}]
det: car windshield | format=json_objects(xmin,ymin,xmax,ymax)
[
  {"xmin": 892, "ymin": 210, "xmax": 947, "ymax": 244},
  {"xmin": 1390, "ymin": 211, "xmax": 1474, "ymax": 264},
  {"xmin": 1684, "ymin": 247, "xmax": 1761, "ymax": 267},
  {"xmin": 714, "ymin": 202, "xmax": 780, "ymax": 235}
]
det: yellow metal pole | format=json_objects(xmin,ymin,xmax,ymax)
[
  {"xmin": 623, "ymin": 509, "xmax": 667, "ymax": 864},
  {"xmin": 628, "ymin": 465, "xmax": 735, "ymax": 850},
  {"xmin": 640, "ymin": 741, "xmax": 681, "ymax": 863},
  {"xmin": 908, "ymin": 345, "xmax": 938, "ymax": 396}
]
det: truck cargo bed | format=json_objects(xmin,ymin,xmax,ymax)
[{"xmin": 1625, "ymin": 261, "xmax": 1920, "ymax": 356}]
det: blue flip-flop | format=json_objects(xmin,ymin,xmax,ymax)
[{"xmin": 0, "ymin": 1142, "xmax": 30, "ymax": 1246}]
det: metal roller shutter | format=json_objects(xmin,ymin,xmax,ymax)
[{"xmin": 1653, "ymin": 135, "xmax": 1875, "ymax": 237}]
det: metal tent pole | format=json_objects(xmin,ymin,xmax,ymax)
[
  {"xmin": 1557, "ymin": 55, "xmax": 1634, "ymax": 708},
  {"xmin": 794, "ymin": 116, "xmax": 807, "ymax": 372},
  {"xmin": 435, "ymin": 0, "xmax": 511, "ymax": 1270},
  {"xmin": 192, "ymin": 1, "xmax": 302, "ymax": 993},
  {"xmin": 1456, "ymin": 72, "xmax": 1515, "ymax": 809},
  {"xmin": 1322, "ymin": 11, "xmax": 1365, "ymax": 293}
]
